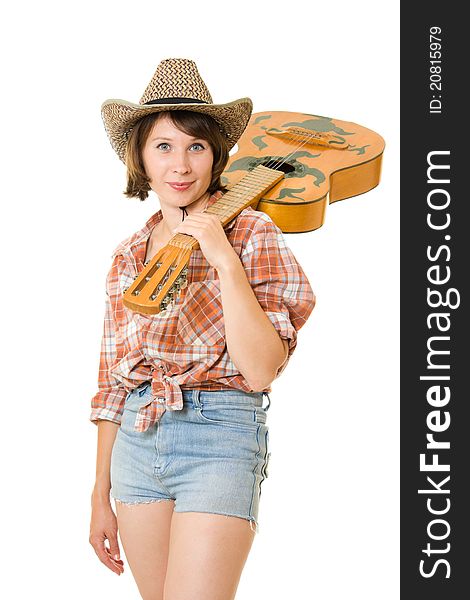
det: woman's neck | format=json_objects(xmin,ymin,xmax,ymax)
[{"xmin": 157, "ymin": 191, "xmax": 211, "ymax": 239}]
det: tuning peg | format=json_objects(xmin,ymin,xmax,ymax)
[
  {"xmin": 160, "ymin": 297, "xmax": 170, "ymax": 311},
  {"xmin": 175, "ymin": 273, "xmax": 188, "ymax": 289}
]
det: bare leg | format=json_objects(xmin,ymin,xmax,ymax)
[
  {"xmin": 163, "ymin": 511, "xmax": 256, "ymax": 600},
  {"xmin": 115, "ymin": 499, "xmax": 175, "ymax": 600}
]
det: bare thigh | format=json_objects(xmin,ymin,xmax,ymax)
[
  {"xmin": 115, "ymin": 498, "xmax": 175, "ymax": 600},
  {"xmin": 163, "ymin": 512, "xmax": 256, "ymax": 600}
]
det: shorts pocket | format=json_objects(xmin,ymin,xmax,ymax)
[{"xmin": 196, "ymin": 401, "xmax": 260, "ymax": 431}]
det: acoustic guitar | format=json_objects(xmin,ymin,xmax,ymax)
[{"xmin": 122, "ymin": 111, "xmax": 385, "ymax": 314}]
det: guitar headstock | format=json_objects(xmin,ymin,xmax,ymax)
[{"xmin": 122, "ymin": 234, "xmax": 196, "ymax": 314}]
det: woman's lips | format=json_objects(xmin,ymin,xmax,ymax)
[{"xmin": 167, "ymin": 182, "xmax": 193, "ymax": 191}]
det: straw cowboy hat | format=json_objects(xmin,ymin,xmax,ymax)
[{"xmin": 101, "ymin": 58, "xmax": 253, "ymax": 163}]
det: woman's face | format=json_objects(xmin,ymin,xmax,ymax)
[{"xmin": 142, "ymin": 114, "xmax": 214, "ymax": 209}]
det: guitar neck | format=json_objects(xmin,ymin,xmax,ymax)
[
  {"xmin": 123, "ymin": 165, "xmax": 284, "ymax": 315},
  {"xmin": 167, "ymin": 165, "xmax": 283, "ymax": 252},
  {"xmin": 205, "ymin": 165, "xmax": 283, "ymax": 227}
]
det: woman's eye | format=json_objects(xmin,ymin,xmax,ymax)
[
  {"xmin": 190, "ymin": 143, "xmax": 205, "ymax": 151},
  {"xmin": 157, "ymin": 143, "xmax": 170, "ymax": 151}
]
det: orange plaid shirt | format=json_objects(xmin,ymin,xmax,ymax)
[{"xmin": 90, "ymin": 191, "xmax": 315, "ymax": 431}]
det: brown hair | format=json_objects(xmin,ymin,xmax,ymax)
[{"xmin": 124, "ymin": 110, "xmax": 229, "ymax": 201}]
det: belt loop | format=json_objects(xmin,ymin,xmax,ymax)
[
  {"xmin": 263, "ymin": 392, "xmax": 271, "ymax": 411},
  {"xmin": 192, "ymin": 389, "xmax": 202, "ymax": 409}
]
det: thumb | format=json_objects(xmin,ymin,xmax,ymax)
[{"xmin": 107, "ymin": 534, "xmax": 121, "ymax": 561}]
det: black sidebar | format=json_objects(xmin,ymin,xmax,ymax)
[{"xmin": 401, "ymin": 5, "xmax": 468, "ymax": 599}]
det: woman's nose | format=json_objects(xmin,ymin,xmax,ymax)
[{"xmin": 171, "ymin": 150, "xmax": 191, "ymax": 174}]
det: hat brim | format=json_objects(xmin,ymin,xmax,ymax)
[{"xmin": 101, "ymin": 97, "xmax": 253, "ymax": 164}]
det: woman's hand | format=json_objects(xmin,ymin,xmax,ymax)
[
  {"xmin": 89, "ymin": 493, "xmax": 124, "ymax": 576},
  {"xmin": 174, "ymin": 211, "xmax": 289, "ymax": 389},
  {"xmin": 173, "ymin": 212, "xmax": 238, "ymax": 272}
]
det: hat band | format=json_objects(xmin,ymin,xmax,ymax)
[{"xmin": 143, "ymin": 97, "xmax": 208, "ymax": 106}]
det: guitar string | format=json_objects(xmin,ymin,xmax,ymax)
[
  {"xmin": 274, "ymin": 128, "xmax": 334, "ymax": 167},
  {"xmin": 207, "ymin": 129, "xmax": 326, "ymax": 229},
  {"xmin": 265, "ymin": 132, "xmax": 307, "ymax": 169},
  {"xmin": 153, "ymin": 150, "xmax": 304, "ymax": 308},
  {"xmin": 144, "ymin": 165, "xmax": 281, "ymax": 306},
  {"xmin": 215, "ymin": 128, "xmax": 330, "ymax": 223},
  {"xmin": 265, "ymin": 130, "xmax": 325, "ymax": 171},
  {"xmin": 151, "ymin": 137, "xmax": 311, "ymax": 302},
  {"xmin": 221, "ymin": 129, "xmax": 323, "ymax": 212},
  {"xmin": 143, "ymin": 130, "xmax": 327, "ymax": 304},
  {"xmin": 213, "ymin": 166, "xmax": 283, "ymax": 224}
]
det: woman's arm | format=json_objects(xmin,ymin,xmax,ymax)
[
  {"xmin": 92, "ymin": 420, "xmax": 120, "ymax": 501},
  {"xmin": 90, "ymin": 263, "xmax": 129, "ymax": 426},
  {"xmin": 89, "ymin": 420, "xmax": 124, "ymax": 576},
  {"xmin": 217, "ymin": 257, "xmax": 289, "ymax": 390},
  {"xmin": 173, "ymin": 213, "xmax": 292, "ymax": 391}
]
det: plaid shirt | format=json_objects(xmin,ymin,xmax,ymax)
[{"xmin": 90, "ymin": 191, "xmax": 315, "ymax": 431}]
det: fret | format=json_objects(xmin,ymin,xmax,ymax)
[
  {"xmin": 202, "ymin": 167, "xmax": 284, "ymax": 229},
  {"xmin": 121, "ymin": 112, "xmax": 384, "ymax": 314}
]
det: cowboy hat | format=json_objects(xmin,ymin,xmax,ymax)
[{"xmin": 101, "ymin": 58, "xmax": 253, "ymax": 163}]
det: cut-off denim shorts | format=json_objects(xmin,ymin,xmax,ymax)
[{"xmin": 110, "ymin": 382, "xmax": 271, "ymax": 534}]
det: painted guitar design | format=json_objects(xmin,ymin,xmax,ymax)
[{"xmin": 122, "ymin": 111, "xmax": 385, "ymax": 314}]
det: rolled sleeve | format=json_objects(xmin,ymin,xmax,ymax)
[
  {"xmin": 265, "ymin": 310, "xmax": 298, "ymax": 353},
  {"xmin": 240, "ymin": 216, "xmax": 315, "ymax": 367},
  {"xmin": 90, "ymin": 388, "xmax": 128, "ymax": 425},
  {"xmin": 90, "ymin": 264, "xmax": 127, "ymax": 426}
]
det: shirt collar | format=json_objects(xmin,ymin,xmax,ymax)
[{"xmin": 112, "ymin": 189, "xmax": 238, "ymax": 258}]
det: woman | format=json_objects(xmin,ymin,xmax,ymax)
[{"xmin": 89, "ymin": 58, "xmax": 315, "ymax": 600}]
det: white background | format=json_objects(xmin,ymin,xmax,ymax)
[{"xmin": 1, "ymin": 1, "xmax": 399, "ymax": 598}]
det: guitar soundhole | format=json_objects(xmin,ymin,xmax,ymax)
[{"xmin": 259, "ymin": 157, "xmax": 295, "ymax": 175}]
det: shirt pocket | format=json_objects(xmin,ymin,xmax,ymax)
[{"xmin": 176, "ymin": 280, "xmax": 225, "ymax": 346}]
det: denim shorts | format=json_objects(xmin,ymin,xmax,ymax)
[{"xmin": 110, "ymin": 382, "xmax": 271, "ymax": 533}]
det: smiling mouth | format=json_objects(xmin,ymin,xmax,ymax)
[{"xmin": 167, "ymin": 182, "xmax": 194, "ymax": 190}]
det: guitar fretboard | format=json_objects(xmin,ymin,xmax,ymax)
[
  {"xmin": 205, "ymin": 165, "xmax": 283, "ymax": 226},
  {"xmin": 168, "ymin": 165, "xmax": 283, "ymax": 250}
]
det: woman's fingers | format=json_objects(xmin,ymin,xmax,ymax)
[
  {"xmin": 90, "ymin": 497, "xmax": 125, "ymax": 575},
  {"xmin": 174, "ymin": 212, "xmax": 220, "ymax": 230},
  {"xmin": 105, "ymin": 544, "xmax": 125, "ymax": 572},
  {"xmin": 173, "ymin": 214, "xmax": 224, "ymax": 242},
  {"xmin": 173, "ymin": 211, "xmax": 236, "ymax": 270},
  {"xmin": 89, "ymin": 530, "xmax": 124, "ymax": 575},
  {"xmin": 106, "ymin": 531, "xmax": 123, "ymax": 564}
]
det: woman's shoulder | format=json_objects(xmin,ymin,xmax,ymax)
[
  {"xmin": 110, "ymin": 212, "xmax": 161, "ymax": 258},
  {"xmin": 229, "ymin": 205, "xmax": 281, "ymax": 236},
  {"xmin": 110, "ymin": 230, "xmax": 142, "ymax": 258}
]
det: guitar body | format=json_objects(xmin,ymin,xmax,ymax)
[
  {"xmin": 222, "ymin": 111, "xmax": 385, "ymax": 233},
  {"xmin": 123, "ymin": 112, "xmax": 386, "ymax": 314}
]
